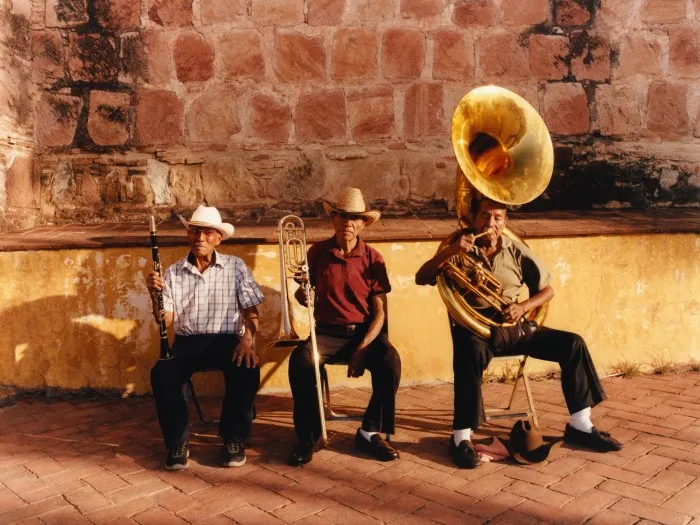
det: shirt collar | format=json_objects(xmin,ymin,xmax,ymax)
[
  {"xmin": 185, "ymin": 250, "xmax": 225, "ymax": 273},
  {"xmin": 327, "ymin": 235, "xmax": 365, "ymax": 258}
]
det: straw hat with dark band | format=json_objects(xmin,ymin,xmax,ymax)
[
  {"xmin": 179, "ymin": 205, "xmax": 234, "ymax": 240},
  {"xmin": 322, "ymin": 187, "xmax": 381, "ymax": 226}
]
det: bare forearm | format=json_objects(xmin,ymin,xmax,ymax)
[
  {"xmin": 415, "ymin": 249, "xmax": 454, "ymax": 285},
  {"xmin": 521, "ymin": 285, "xmax": 554, "ymax": 313},
  {"xmin": 358, "ymin": 309, "xmax": 384, "ymax": 349}
]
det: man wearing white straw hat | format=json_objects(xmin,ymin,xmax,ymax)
[
  {"xmin": 146, "ymin": 205, "xmax": 264, "ymax": 471},
  {"xmin": 287, "ymin": 187, "xmax": 402, "ymax": 466}
]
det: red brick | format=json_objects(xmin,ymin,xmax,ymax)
[
  {"xmin": 612, "ymin": 497, "xmax": 690, "ymax": 525},
  {"xmin": 529, "ymin": 34, "xmax": 569, "ymax": 80},
  {"xmin": 588, "ymin": 509, "xmax": 639, "ymax": 525},
  {"xmin": 134, "ymin": 90, "xmax": 184, "ymax": 145},
  {"xmin": 121, "ymin": 30, "xmax": 172, "ymax": 85},
  {"xmin": 251, "ymin": 0, "xmax": 304, "ymax": 25},
  {"xmin": 218, "ymin": 30, "xmax": 265, "ymax": 81},
  {"xmin": 274, "ymin": 31, "xmax": 326, "ymax": 82},
  {"xmin": 186, "ymin": 89, "xmax": 240, "ymax": 144},
  {"xmin": 382, "ymin": 28, "xmax": 426, "ymax": 80},
  {"xmin": 543, "ymin": 82, "xmax": 589, "ymax": 135},
  {"xmin": 670, "ymin": 27, "xmax": 700, "ymax": 78},
  {"xmin": 46, "ymin": 0, "xmax": 88, "ymax": 27},
  {"xmin": 0, "ymin": 495, "xmax": 70, "ymax": 523},
  {"xmin": 94, "ymin": 0, "xmax": 139, "ymax": 30},
  {"xmin": 272, "ymin": 494, "xmax": 335, "ymax": 523},
  {"xmin": 595, "ymin": 84, "xmax": 640, "ymax": 136},
  {"xmin": 308, "ymin": 0, "xmax": 344, "ymax": 25},
  {"xmin": 646, "ymin": 82, "xmax": 690, "ymax": 136},
  {"xmin": 662, "ymin": 479, "xmax": 700, "ymax": 516},
  {"xmin": 295, "ymin": 89, "xmax": 346, "ymax": 141},
  {"xmin": 644, "ymin": 469, "xmax": 695, "ymax": 495},
  {"xmin": 200, "ymin": 0, "xmax": 247, "ymax": 24},
  {"xmin": 599, "ymin": 479, "xmax": 667, "ymax": 505},
  {"xmin": 597, "ymin": 0, "xmax": 634, "ymax": 26},
  {"xmin": 561, "ymin": 488, "xmax": 620, "ymax": 523},
  {"xmin": 514, "ymin": 499, "xmax": 571, "ymax": 522},
  {"xmin": 173, "ymin": 33, "xmax": 214, "ymax": 83},
  {"xmin": 35, "ymin": 93, "xmax": 83, "ymax": 148},
  {"xmin": 641, "ymin": 0, "xmax": 686, "ymax": 23},
  {"xmin": 618, "ymin": 32, "xmax": 664, "ymax": 77},
  {"xmin": 152, "ymin": 488, "xmax": 198, "ymax": 514},
  {"xmin": 64, "ymin": 485, "xmax": 112, "ymax": 514},
  {"xmin": 500, "ymin": 465, "xmax": 562, "ymax": 487},
  {"xmin": 147, "ymin": 0, "xmax": 193, "ymax": 27},
  {"xmin": 551, "ymin": 470, "xmax": 606, "ymax": 496},
  {"xmin": 404, "ymin": 82, "xmax": 444, "ymax": 139},
  {"xmin": 345, "ymin": 0, "xmax": 393, "ymax": 23},
  {"xmin": 555, "ymin": 0, "xmax": 591, "ymax": 26},
  {"xmin": 452, "ymin": 0, "xmax": 494, "ymax": 27},
  {"xmin": 571, "ymin": 32, "xmax": 610, "ymax": 81},
  {"xmin": 401, "ymin": 0, "xmax": 448, "ymax": 17},
  {"xmin": 68, "ymin": 33, "xmax": 118, "ymax": 82},
  {"xmin": 248, "ymin": 93, "xmax": 292, "ymax": 143},
  {"xmin": 348, "ymin": 85, "xmax": 395, "ymax": 139},
  {"xmin": 88, "ymin": 90, "xmax": 130, "ymax": 146},
  {"xmin": 411, "ymin": 482, "xmax": 477, "ymax": 511},
  {"xmin": 502, "ymin": 0, "xmax": 549, "ymax": 25},
  {"xmin": 324, "ymin": 484, "xmax": 381, "ymax": 511},
  {"xmin": 86, "ymin": 496, "xmax": 156, "ymax": 524},
  {"xmin": 331, "ymin": 27, "xmax": 378, "ymax": 82},
  {"xmin": 432, "ymin": 29, "xmax": 474, "ymax": 81},
  {"xmin": 317, "ymin": 503, "xmax": 380, "ymax": 525},
  {"xmin": 32, "ymin": 31, "xmax": 65, "ymax": 84},
  {"xmin": 479, "ymin": 33, "xmax": 529, "ymax": 79},
  {"xmin": 0, "ymin": 487, "xmax": 26, "ymax": 514}
]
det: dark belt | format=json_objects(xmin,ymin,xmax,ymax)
[{"xmin": 315, "ymin": 322, "xmax": 367, "ymax": 336}]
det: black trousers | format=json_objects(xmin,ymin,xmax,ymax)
[
  {"xmin": 452, "ymin": 323, "xmax": 606, "ymax": 430},
  {"xmin": 150, "ymin": 334, "xmax": 260, "ymax": 449},
  {"xmin": 288, "ymin": 330, "xmax": 401, "ymax": 444}
]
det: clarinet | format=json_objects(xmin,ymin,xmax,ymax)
[{"xmin": 149, "ymin": 216, "xmax": 172, "ymax": 360}]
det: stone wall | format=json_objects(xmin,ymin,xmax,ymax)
[{"xmin": 7, "ymin": 0, "xmax": 700, "ymax": 226}]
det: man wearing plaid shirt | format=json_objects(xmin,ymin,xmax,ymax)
[{"xmin": 147, "ymin": 206, "xmax": 264, "ymax": 471}]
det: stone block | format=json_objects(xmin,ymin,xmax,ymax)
[
  {"xmin": 94, "ymin": 0, "xmax": 140, "ymax": 31},
  {"xmin": 646, "ymin": 82, "xmax": 689, "ymax": 136},
  {"xmin": 35, "ymin": 93, "xmax": 83, "ymax": 147},
  {"xmin": 134, "ymin": 90, "xmax": 183, "ymax": 145},
  {"xmin": 186, "ymin": 89, "xmax": 240, "ymax": 144},
  {"xmin": 248, "ymin": 93, "xmax": 292, "ymax": 143},
  {"xmin": 201, "ymin": 159, "xmax": 257, "ymax": 205},
  {"xmin": 87, "ymin": 90, "xmax": 130, "ymax": 146},
  {"xmin": 696, "ymin": 110, "xmax": 700, "ymax": 138},
  {"xmin": 331, "ymin": 27, "xmax": 378, "ymax": 82},
  {"xmin": 173, "ymin": 32, "xmax": 214, "ymax": 83},
  {"xmin": 308, "ymin": 0, "xmax": 344, "ymax": 25},
  {"xmin": 345, "ymin": 0, "xmax": 393, "ymax": 23},
  {"xmin": 555, "ymin": 0, "xmax": 591, "ymax": 26},
  {"xmin": 640, "ymin": 0, "xmax": 686, "ymax": 23},
  {"xmin": 274, "ymin": 31, "xmax": 325, "ymax": 82},
  {"xmin": 502, "ymin": 0, "xmax": 549, "ymax": 25},
  {"xmin": 403, "ymin": 156, "xmax": 451, "ymax": 205},
  {"xmin": 348, "ymin": 85, "xmax": 395, "ymax": 139},
  {"xmin": 543, "ymin": 82, "xmax": 589, "ymax": 135},
  {"xmin": 432, "ymin": 29, "xmax": 474, "ymax": 81},
  {"xmin": 452, "ymin": 0, "xmax": 495, "ymax": 27},
  {"xmin": 201, "ymin": 0, "xmax": 247, "ymax": 24},
  {"xmin": 404, "ymin": 82, "xmax": 444, "ymax": 138},
  {"xmin": 218, "ymin": 30, "xmax": 265, "ymax": 81},
  {"xmin": 120, "ymin": 31, "xmax": 173, "ymax": 85},
  {"xmin": 68, "ymin": 34, "xmax": 118, "ymax": 83},
  {"xmin": 597, "ymin": 0, "xmax": 634, "ymax": 27},
  {"xmin": 5, "ymin": 152, "xmax": 37, "ymax": 209},
  {"xmin": 126, "ymin": 175, "xmax": 154, "ymax": 204},
  {"xmin": 295, "ymin": 89, "xmax": 346, "ymax": 141},
  {"xmin": 479, "ymin": 33, "xmax": 529, "ymax": 80},
  {"xmin": 170, "ymin": 164, "xmax": 203, "ymax": 205},
  {"xmin": 251, "ymin": 0, "xmax": 304, "ymax": 26},
  {"xmin": 618, "ymin": 32, "xmax": 664, "ymax": 77},
  {"xmin": 147, "ymin": 159, "xmax": 171, "ymax": 205},
  {"xmin": 595, "ymin": 84, "xmax": 640, "ymax": 136},
  {"xmin": 529, "ymin": 34, "xmax": 569, "ymax": 80},
  {"xmin": 32, "ymin": 30, "xmax": 65, "ymax": 84},
  {"xmin": 571, "ymin": 33, "xmax": 610, "ymax": 81},
  {"xmin": 669, "ymin": 27, "xmax": 700, "ymax": 78},
  {"xmin": 382, "ymin": 28, "xmax": 425, "ymax": 80},
  {"xmin": 46, "ymin": 0, "xmax": 87, "ymax": 27},
  {"xmin": 400, "ymin": 0, "xmax": 448, "ymax": 18},
  {"xmin": 50, "ymin": 159, "xmax": 76, "ymax": 204},
  {"xmin": 147, "ymin": 0, "xmax": 193, "ymax": 27},
  {"xmin": 323, "ymin": 154, "xmax": 405, "ymax": 205},
  {"xmin": 80, "ymin": 173, "xmax": 101, "ymax": 205}
]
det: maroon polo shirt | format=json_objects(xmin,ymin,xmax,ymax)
[{"xmin": 307, "ymin": 236, "xmax": 391, "ymax": 325}]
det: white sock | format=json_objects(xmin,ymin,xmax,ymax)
[
  {"xmin": 569, "ymin": 407, "xmax": 594, "ymax": 433},
  {"xmin": 359, "ymin": 428, "xmax": 377, "ymax": 441},
  {"xmin": 453, "ymin": 428, "xmax": 472, "ymax": 445}
]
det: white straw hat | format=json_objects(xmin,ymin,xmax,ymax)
[
  {"xmin": 322, "ymin": 187, "xmax": 381, "ymax": 226},
  {"xmin": 179, "ymin": 205, "xmax": 234, "ymax": 240}
]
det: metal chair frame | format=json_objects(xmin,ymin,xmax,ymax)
[
  {"xmin": 184, "ymin": 373, "xmax": 219, "ymax": 425},
  {"xmin": 483, "ymin": 354, "xmax": 538, "ymax": 426}
]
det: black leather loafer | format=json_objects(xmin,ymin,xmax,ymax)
[
  {"xmin": 449, "ymin": 438, "xmax": 481, "ymax": 469},
  {"xmin": 355, "ymin": 430, "xmax": 399, "ymax": 461},
  {"xmin": 564, "ymin": 424, "xmax": 623, "ymax": 452},
  {"xmin": 287, "ymin": 441, "xmax": 314, "ymax": 466}
]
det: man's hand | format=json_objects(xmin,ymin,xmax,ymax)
[
  {"xmin": 503, "ymin": 302, "xmax": 529, "ymax": 323},
  {"xmin": 347, "ymin": 348, "xmax": 367, "ymax": 378},
  {"xmin": 448, "ymin": 233, "xmax": 475, "ymax": 257},
  {"xmin": 146, "ymin": 271, "xmax": 164, "ymax": 293},
  {"xmin": 232, "ymin": 339, "xmax": 259, "ymax": 368},
  {"xmin": 294, "ymin": 286, "xmax": 315, "ymax": 307}
]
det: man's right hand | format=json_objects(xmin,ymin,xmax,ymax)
[
  {"xmin": 448, "ymin": 233, "xmax": 475, "ymax": 256},
  {"xmin": 295, "ymin": 286, "xmax": 315, "ymax": 307},
  {"xmin": 146, "ymin": 271, "xmax": 164, "ymax": 293}
]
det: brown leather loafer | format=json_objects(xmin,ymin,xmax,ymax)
[
  {"xmin": 449, "ymin": 438, "xmax": 481, "ymax": 469},
  {"xmin": 355, "ymin": 429, "xmax": 399, "ymax": 461},
  {"xmin": 288, "ymin": 441, "xmax": 314, "ymax": 466}
]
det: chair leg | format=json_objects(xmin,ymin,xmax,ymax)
[
  {"xmin": 521, "ymin": 368, "xmax": 538, "ymax": 427},
  {"xmin": 505, "ymin": 358, "xmax": 527, "ymax": 410},
  {"xmin": 186, "ymin": 378, "xmax": 219, "ymax": 425}
]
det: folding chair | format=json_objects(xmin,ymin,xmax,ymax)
[
  {"xmin": 483, "ymin": 354, "xmax": 538, "ymax": 426},
  {"xmin": 184, "ymin": 371, "xmax": 219, "ymax": 425}
]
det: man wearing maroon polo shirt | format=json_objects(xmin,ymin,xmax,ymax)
[{"xmin": 287, "ymin": 187, "xmax": 402, "ymax": 466}]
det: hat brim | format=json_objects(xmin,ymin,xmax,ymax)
[
  {"xmin": 512, "ymin": 444, "xmax": 552, "ymax": 465},
  {"xmin": 179, "ymin": 216, "xmax": 234, "ymax": 240},
  {"xmin": 322, "ymin": 200, "xmax": 381, "ymax": 226}
]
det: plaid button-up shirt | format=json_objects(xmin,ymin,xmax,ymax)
[{"xmin": 162, "ymin": 251, "xmax": 264, "ymax": 336}]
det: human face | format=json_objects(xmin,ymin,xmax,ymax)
[
  {"xmin": 330, "ymin": 211, "xmax": 366, "ymax": 244},
  {"xmin": 187, "ymin": 226, "xmax": 222, "ymax": 258},
  {"xmin": 473, "ymin": 200, "xmax": 506, "ymax": 245}
]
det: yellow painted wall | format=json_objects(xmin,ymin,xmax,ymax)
[{"xmin": 0, "ymin": 234, "xmax": 697, "ymax": 396}]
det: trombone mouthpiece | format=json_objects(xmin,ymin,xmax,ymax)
[
  {"xmin": 473, "ymin": 228, "xmax": 494, "ymax": 240},
  {"xmin": 149, "ymin": 215, "xmax": 156, "ymax": 233}
]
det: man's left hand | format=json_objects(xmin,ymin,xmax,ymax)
[
  {"xmin": 232, "ymin": 340, "xmax": 259, "ymax": 368},
  {"xmin": 347, "ymin": 348, "xmax": 367, "ymax": 378},
  {"xmin": 503, "ymin": 302, "xmax": 529, "ymax": 323}
]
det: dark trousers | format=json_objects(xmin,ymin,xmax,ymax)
[
  {"xmin": 288, "ymin": 330, "xmax": 401, "ymax": 444},
  {"xmin": 452, "ymin": 323, "xmax": 606, "ymax": 430},
  {"xmin": 150, "ymin": 334, "xmax": 260, "ymax": 449}
]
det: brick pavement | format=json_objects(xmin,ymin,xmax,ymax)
[{"xmin": 0, "ymin": 373, "xmax": 699, "ymax": 524}]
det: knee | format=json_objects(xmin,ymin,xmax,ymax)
[
  {"xmin": 381, "ymin": 341, "xmax": 401, "ymax": 376},
  {"xmin": 288, "ymin": 343, "xmax": 314, "ymax": 374},
  {"xmin": 561, "ymin": 332, "xmax": 588, "ymax": 362}
]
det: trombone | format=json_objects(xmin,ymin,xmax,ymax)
[{"xmin": 274, "ymin": 215, "xmax": 328, "ymax": 446}]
